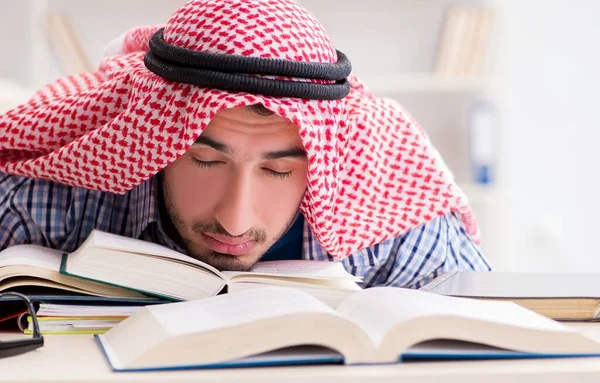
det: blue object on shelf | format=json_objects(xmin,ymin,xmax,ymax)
[{"xmin": 468, "ymin": 99, "xmax": 495, "ymax": 185}]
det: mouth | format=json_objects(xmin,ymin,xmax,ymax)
[{"xmin": 201, "ymin": 233, "xmax": 256, "ymax": 256}]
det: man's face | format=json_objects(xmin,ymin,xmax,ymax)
[{"xmin": 161, "ymin": 106, "xmax": 308, "ymax": 271}]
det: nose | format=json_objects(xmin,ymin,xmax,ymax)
[{"xmin": 214, "ymin": 170, "xmax": 256, "ymax": 236}]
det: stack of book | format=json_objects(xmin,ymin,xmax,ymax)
[
  {"xmin": 0, "ymin": 230, "xmax": 362, "ymax": 334},
  {"xmin": 420, "ymin": 271, "xmax": 600, "ymax": 321},
  {"xmin": 20, "ymin": 303, "xmax": 144, "ymax": 334}
]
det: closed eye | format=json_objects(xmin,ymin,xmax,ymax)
[
  {"xmin": 262, "ymin": 168, "xmax": 293, "ymax": 179},
  {"xmin": 193, "ymin": 158, "xmax": 292, "ymax": 179},
  {"xmin": 192, "ymin": 158, "xmax": 223, "ymax": 168}
]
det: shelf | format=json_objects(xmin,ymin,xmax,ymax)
[{"xmin": 362, "ymin": 73, "xmax": 496, "ymax": 95}]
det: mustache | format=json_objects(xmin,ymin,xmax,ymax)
[{"xmin": 191, "ymin": 220, "xmax": 267, "ymax": 244}]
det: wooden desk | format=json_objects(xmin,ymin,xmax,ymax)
[{"xmin": 2, "ymin": 323, "xmax": 600, "ymax": 383}]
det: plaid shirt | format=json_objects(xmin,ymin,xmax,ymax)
[{"xmin": 0, "ymin": 172, "xmax": 491, "ymax": 289}]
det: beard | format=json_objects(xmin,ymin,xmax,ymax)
[{"xmin": 160, "ymin": 176, "xmax": 299, "ymax": 272}]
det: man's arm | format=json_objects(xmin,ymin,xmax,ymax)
[
  {"xmin": 339, "ymin": 212, "xmax": 492, "ymax": 289},
  {"xmin": 0, "ymin": 173, "xmax": 42, "ymax": 250},
  {"xmin": 0, "ymin": 172, "xmax": 85, "ymax": 251}
]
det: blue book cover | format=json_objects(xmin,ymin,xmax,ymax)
[
  {"xmin": 400, "ymin": 340, "xmax": 600, "ymax": 362},
  {"xmin": 94, "ymin": 335, "xmax": 345, "ymax": 371},
  {"xmin": 94, "ymin": 335, "xmax": 600, "ymax": 372}
]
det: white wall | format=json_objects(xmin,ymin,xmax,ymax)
[
  {"xmin": 0, "ymin": 1, "xmax": 35, "ymax": 86},
  {"xmin": 501, "ymin": 1, "xmax": 600, "ymax": 271}
]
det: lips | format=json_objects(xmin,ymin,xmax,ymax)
[{"xmin": 201, "ymin": 233, "xmax": 256, "ymax": 256}]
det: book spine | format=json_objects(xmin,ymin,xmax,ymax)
[
  {"xmin": 433, "ymin": 7, "xmax": 457, "ymax": 74},
  {"xmin": 445, "ymin": 6, "xmax": 468, "ymax": 75},
  {"xmin": 467, "ymin": 9, "xmax": 495, "ymax": 76},
  {"xmin": 455, "ymin": 6, "xmax": 477, "ymax": 75}
]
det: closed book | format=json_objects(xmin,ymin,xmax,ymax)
[
  {"xmin": 420, "ymin": 271, "xmax": 600, "ymax": 320},
  {"xmin": 23, "ymin": 315, "xmax": 125, "ymax": 335}
]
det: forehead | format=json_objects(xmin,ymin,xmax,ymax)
[
  {"xmin": 200, "ymin": 106, "xmax": 301, "ymax": 142},
  {"xmin": 210, "ymin": 106, "xmax": 290, "ymax": 125}
]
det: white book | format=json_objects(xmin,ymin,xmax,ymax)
[
  {"xmin": 96, "ymin": 287, "xmax": 600, "ymax": 371},
  {"xmin": 434, "ymin": 6, "xmax": 469, "ymax": 75},
  {"xmin": 1, "ymin": 229, "xmax": 361, "ymax": 306}
]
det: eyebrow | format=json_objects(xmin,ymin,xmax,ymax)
[
  {"xmin": 263, "ymin": 148, "xmax": 307, "ymax": 160},
  {"xmin": 195, "ymin": 136, "xmax": 231, "ymax": 154},
  {"xmin": 195, "ymin": 136, "xmax": 307, "ymax": 160}
]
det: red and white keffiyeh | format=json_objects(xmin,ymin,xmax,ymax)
[{"xmin": 0, "ymin": 0, "xmax": 479, "ymax": 259}]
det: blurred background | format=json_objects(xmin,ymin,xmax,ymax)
[{"xmin": 0, "ymin": 0, "xmax": 599, "ymax": 272}]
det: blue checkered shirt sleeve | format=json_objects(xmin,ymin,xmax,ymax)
[
  {"xmin": 303, "ymin": 211, "xmax": 492, "ymax": 289},
  {"xmin": 0, "ymin": 172, "xmax": 158, "ymax": 252}
]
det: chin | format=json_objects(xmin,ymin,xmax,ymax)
[
  {"xmin": 190, "ymin": 248, "xmax": 262, "ymax": 272},
  {"xmin": 211, "ymin": 256, "xmax": 257, "ymax": 272}
]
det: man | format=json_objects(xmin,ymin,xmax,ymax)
[{"xmin": 0, "ymin": 0, "xmax": 490, "ymax": 289}]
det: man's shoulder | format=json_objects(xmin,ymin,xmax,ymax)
[
  {"xmin": 0, "ymin": 172, "xmax": 157, "ymax": 214},
  {"xmin": 1, "ymin": 172, "xmax": 81, "ymax": 192},
  {"xmin": 303, "ymin": 212, "xmax": 489, "ymax": 288},
  {"xmin": 0, "ymin": 172, "xmax": 111, "ymax": 209},
  {"xmin": 0, "ymin": 173, "xmax": 159, "ymax": 251}
]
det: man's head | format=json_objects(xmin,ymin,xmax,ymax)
[
  {"xmin": 161, "ymin": 105, "xmax": 308, "ymax": 271},
  {"xmin": 0, "ymin": 0, "xmax": 475, "ymax": 263}
]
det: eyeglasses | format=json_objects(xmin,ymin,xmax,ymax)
[{"xmin": 0, "ymin": 292, "xmax": 44, "ymax": 358}]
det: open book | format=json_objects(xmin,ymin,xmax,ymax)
[
  {"xmin": 3, "ymin": 229, "xmax": 360, "ymax": 306},
  {"xmin": 0, "ymin": 243, "xmax": 148, "ymax": 299},
  {"xmin": 96, "ymin": 286, "xmax": 600, "ymax": 371}
]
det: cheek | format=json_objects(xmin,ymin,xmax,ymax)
[
  {"xmin": 255, "ymin": 171, "xmax": 307, "ymax": 227},
  {"xmin": 163, "ymin": 159, "xmax": 223, "ymax": 220}
]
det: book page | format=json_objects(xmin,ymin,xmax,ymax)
[
  {"xmin": 0, "ymin": 245, "xmax": 63, "ymax": 270},
  {"xmin": 77, "ymin": 230, "xmax": 223, "ymax": 278},
  {"xmin": 229, "ymin": 281, "xmax": 361, "ymax": 309},
  {"xmin": 336, "ymin": 287, "xmax": 571, "ymax": 349},
  {"xmin": 38, "ymin": 303, "xmax": 143, "ymax": 317},
  {"xmin": 403, "ymin": 339, "xmax": 525, "ymax": 359},
  {"xmin": 0, "ymin": 277, "xmax": 93, "ymax": 294},
  {"xmin": 102, "ymin": 287, "xmax": 375, "ymax": 369},
  {"xmin": 149, "ymin": 287, "xmax": 337, "ymax": 336},
  {"xmin": 69, "ymin": 247, "xmax": 224, "ymax": 300},
  {"xmin": 211, "ymin": 346, "xmax": 344, "ymax": 366},
  {"xmin": 223, "ymin": 260, "xmax": 361, "ymax": 282},
  {"xmin": 228, "ymin": 277, "xmax": 362, "ymax": 290}
]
